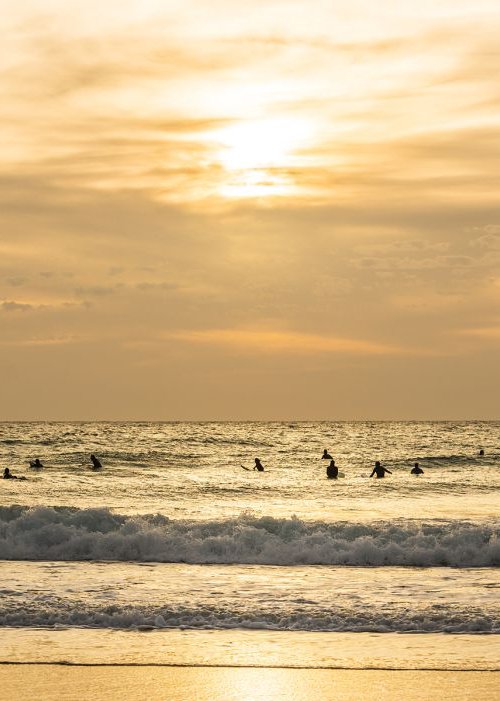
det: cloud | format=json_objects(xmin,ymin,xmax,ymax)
[
  {"xmin": 458, "ymin": 326, "xmax": 500, "ymax": 340},
  {"xmin": 469, "ymin": 226, "xmax": 500, "ymax": 251},
  {"xmin": 0, "ymin": 335, "xmax": 81, "ymax": 347},
  {"xmin": 4, "ymin": 25, "xmax": 249, "ymax": 103},
  {"xmin": 6, "ymin": 277, "xmax": 27, "ymax": 287},
  {"xmin": 74, "ymin": 285, "xmax": 116, "ymax": 297},
  {"xmin": 135, "ymin": 282, "xmax": 177, "ymax": 291},
  {"xmin": 1, "ymin": 300, "xmax": 35, "ymax": 312},
  {"xmin": 0, "ymin": 299, "xmax": 88, "ymax": 314},
  {"xmin": 167, "ymin": 328, "xmax": 409, "ymax": 356}
]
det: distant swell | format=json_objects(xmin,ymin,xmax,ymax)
[
  {"xmin": 1, "ymin": 507, "xmax": 499, "ymax": 567},
  {"xmin": 413, "ymin": 453, "xmax": 500, "ymax": 466}
]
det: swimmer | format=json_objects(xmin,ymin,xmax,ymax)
[
  {"xmin": 369, "ymin": 461, "xmax": 392, "ymax": 479},
  {"xmin": 29, "ymin": 458, "xmax": 43, "ymax": 469},
  {"xmin": 410, "ymin": 462, "xmax": 424, "ymax": 475},
  {"xmin": 479, "ymin": 449, "xmax": 485, "ymax": 456},
  {"xmin": 3, "ymin": 467, "xmax": 17, "ymax": 479},
  {"xmin": 326, "ymin": 459, "xmax": 338, "ymax": 479},
  {"xmin": 322, "ymin": 449, "xmax": 333, "ymax": 460},
  {"xmin": 90, "ymin": 454, "xmax": 102, "ymax": 470},
  {"xmin": 254, "ymin": 458, "xmax": 264, "ymax": 472}
]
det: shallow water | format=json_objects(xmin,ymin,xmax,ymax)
[
  {"xmin": 1, "ymin": 562, "xmax": 499, "ymax": 633},
  {"xmin": 2, "ymin": 629, "xmax": 500, "ymax": 671}
]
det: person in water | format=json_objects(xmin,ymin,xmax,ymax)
[
  {"xmin": 370, "ymin": 461, "xmax": 392, "ymax": 479},
  {"xmin": 254, "ymin": 458, "xmax": 264, "ymax": 472},
  {"xmin": 322, "ymin": 449, "xmax": 333, "ymax": 460},
  {"xmin": 29, "ymin": 458, "xmax": 43, "ymax": 469},
  {"xmin": 3, "ymin": 467, "xmax": 18, "ymax": 479},
  {"xmin": 410, "ymin": 462, "xmax": 424, "ymax": 475},
  {"xmin": 479, "ymin": 449, "xmax": 485, "ymax": 456},
  {"xmin": 326, "ymin": 459, "xmax": 338, "ymax": 479},
  {"xmin": 90, "ymin": 454, "xmax": 102, "ymax": 470}
]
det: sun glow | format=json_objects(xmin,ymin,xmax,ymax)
[{"xmin": 214, "ymin": 117, "xmax": 311, "ymax": 198}]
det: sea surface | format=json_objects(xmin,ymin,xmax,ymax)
[{"xmin": 1, "ymin": 421, "xmax": 499, "ymax": 670}]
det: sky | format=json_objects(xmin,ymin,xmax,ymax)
[{"xmin": 1, "ymin": 0, "xmax": 500, "ymax": 420}]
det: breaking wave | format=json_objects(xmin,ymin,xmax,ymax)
[
  {"xmin": 0, "ymin": 506, "xmax": 499, "ymax": 567},
  {"xmin": 0, "ymin": 600, "xmax": 497, "ymax": 633}
]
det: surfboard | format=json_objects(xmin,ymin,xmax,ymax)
[
  {"xmin": 338, "ymin": 471, "xmax": 345, "ymax": 478},
  {"xmin": 241, "ymin": 465, "xmax": 251, "ymax": 471}
]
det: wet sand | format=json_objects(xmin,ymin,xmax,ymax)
[{"xmin": 1, "ymin": 665, "xmax": 498, "ymax": 701}]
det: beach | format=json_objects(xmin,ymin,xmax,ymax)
[{"xmin": 2, "ymin": 666, "xmax": 499, "ymax": 701}]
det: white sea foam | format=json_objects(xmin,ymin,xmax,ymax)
[
  {"xmin": 1, "ymin": 506, "xmax": 498, "ymax": 567},
  {"xmin": 1, "ymin": 601, "xmax": 498, "ymax": 633}
]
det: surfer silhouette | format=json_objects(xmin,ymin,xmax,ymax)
[
  {"xmin": 90, "ymin": 454, "xmax": 102, "ymax": 470},
  {"xmin": 254, "ymin": 458, "xmax": 264, "ymax": 472},
  {"xmin": 30, "ymin": 458, "xmax": 43, "ymax": 469},
  {"xmin": 410, "ymin": 462, "xmax": 424, "ymax": 475},
  {"xmin": 322, "ymin": 449, "xmax": 332, "ymax": 460},
  {"xmin": 370, "ymin": 461, "xmax": 392, "ymax": 479},
  {"xmin": 326, "ymin": 459, "xmax": 338, "ymax": 479}
]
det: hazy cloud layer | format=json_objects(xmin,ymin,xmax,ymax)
[{"xmin": 1, "ymin": 0, "xmax": 500, "ymax": 418}]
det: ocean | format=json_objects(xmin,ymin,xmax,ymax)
[{"xmin": 1, "ymin": 421, "xmax": 499, "ymax": 670}]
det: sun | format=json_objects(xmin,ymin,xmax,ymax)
[{"xmin": 213, "ymin": 117, "xmax": 311, "ymax": 198}]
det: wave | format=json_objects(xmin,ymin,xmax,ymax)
[
  {"xmin": 195, "ymin": 437, "xmax": 272, "ymax": 448},
  {"xmin": 0, "ymin": 600, "xmax": 497, "ymax": 633},
  {"xmin": 0, "ymin": 507, "xmax": 499, "ymax": 567},
  {"xmin": 408, "ymin": 453, "xmax": 500, "ymax": 466}
]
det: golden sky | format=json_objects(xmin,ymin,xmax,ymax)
[{"xmin": 1, "ymin": 0, "xmax": 500, "ymax": 419}]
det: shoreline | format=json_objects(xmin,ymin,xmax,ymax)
[{"xmin": 2, "ymin": 661, "xmax": 499, "ymax": 672}]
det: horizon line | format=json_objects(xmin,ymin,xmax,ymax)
[{"xmin": 0, "ymin": 418, "xmax": 499, "ymax": 424}]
